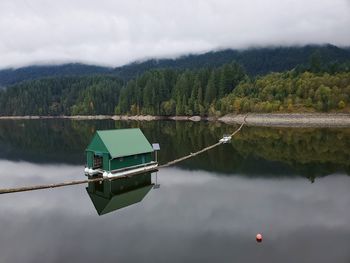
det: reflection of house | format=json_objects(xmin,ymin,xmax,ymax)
[
  {"xmin": 85, "ymin": 128, "xmax": 158, "ymax": 177},
  {"xmin": 87, "ymin": 172, "xmax": 153, "ymax": 215}
]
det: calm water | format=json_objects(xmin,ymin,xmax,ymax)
[{"xmin": 0, "ymin": 119, "xmax": 349, "ymax": 263}]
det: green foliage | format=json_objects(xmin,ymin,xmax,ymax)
[
  {"xmin": 115, "ymin": 62, "xmax": 246, "ymax": 116},
  {"xmin": 220, "ymin": 71, "xmax": 350, "ymax": 114},
  {"xmin": 1, "ymin": 59, "xmax": 350, "ymax": 116},
  {"xmin": 0, "ymin": 76, "xmax": 122, "ymax": 116}
]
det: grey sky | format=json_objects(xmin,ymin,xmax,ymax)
[{"xmin": 0, "ymin": 0, "xmax": 350, "ymax": 69}]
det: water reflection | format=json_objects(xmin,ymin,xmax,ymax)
[
  {"xmin": 0, "ymin": 119, "xmax": 349, "ymax": 180},
  {"xmin": 86, "ymin": 173, "xmax": 154, "ymax": 215},
  {"xmin": 0, "ymin": 163, "xmax": 349, "ymax": 263}
]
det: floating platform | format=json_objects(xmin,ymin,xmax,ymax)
[
  {"xmin": 84, "ymin": 128, "xmax": 160, "ymax": 179},
  {"xmin": 219, "ymin": 134, "xmax": 232, "ymax": 143},
  {"xmin": 85, "ymin": 161, "xmax": 158, "ymax": 179}
]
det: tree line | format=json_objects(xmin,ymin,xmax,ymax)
[
  {"xmin": 0, "ymin": 76, "xmax": 123, "ymax": 115},
  {"xmin": 0, "ymin": 60, "xmax": 349, "ymax": 116}
]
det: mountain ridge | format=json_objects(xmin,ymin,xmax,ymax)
[{"xmin": 1, "ymin": 44, "xmax": 350, "ymax": 87}]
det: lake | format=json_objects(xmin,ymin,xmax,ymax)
[{"xmin": 0, "ymin": 119, "xmax": 349, "ymax": 263}]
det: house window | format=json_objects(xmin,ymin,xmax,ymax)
[
  {"xmin": 134, "ymin": 155, "xmax": 138, "ymax": 159},
  {"xmin": 119, "ymin": 157, "xmax": 124, "ymax": 162},
  {"xmin": 93, "ymin": 155, "xmax": 102, "ymax": 169}
]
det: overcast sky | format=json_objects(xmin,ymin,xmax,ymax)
[{"xmin": 0, "ymin": 0, "xmax": 350, "ymax": 69}]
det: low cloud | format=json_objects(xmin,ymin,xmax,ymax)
[{"xmin": 0, "ymin": 0, "xmax": 349, "ymax": 69}]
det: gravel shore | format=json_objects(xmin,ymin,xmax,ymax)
[
  {"xmin": 0, "ymin": 113, "xmax": 349, "ymax": 127},
  {"xmin": 219, "ymin": 113, "xmax": 350, "ymax": 127}
]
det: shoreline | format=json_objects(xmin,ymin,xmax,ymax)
[
  {"xmin": 0, "ymin": 113, "xmax": 349, "ymax": 127},
  {"xmin": 219, "ymin": 113, "xmax": 350, "ymax": 127},
  {"xmin": 0, "ymin": 115, "xmax": 212, "ymax": 121}
]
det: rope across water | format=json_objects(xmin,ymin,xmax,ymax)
[
  {"xmin": 159, "ymin": 119, "xmax": 245, "ymax": 168},
  {"xmin": 0, "ymin": 118, "xmax": 246, "ymax": 195}
]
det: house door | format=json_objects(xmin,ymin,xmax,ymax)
[{"xmin": 142, "ymin": 155, "xmax": 145, "ymax": 164}]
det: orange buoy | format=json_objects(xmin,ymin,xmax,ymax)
[{"xmin": 256, "ymin": 233, "xmax": 262, "ymax": 243}]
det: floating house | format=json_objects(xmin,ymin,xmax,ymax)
[
  {"xmin": 85, "ymin": 128, "xmax": 158, "ymax": 178},
  {"xmin": 86, "ymin": 172, "xmax": 153, "ymax": 215}
]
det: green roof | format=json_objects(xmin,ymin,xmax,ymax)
[{"xmin": 86, "ymin": 128, "xmax": 153, "ymax": 158}]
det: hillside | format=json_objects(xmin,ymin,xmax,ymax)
[
  {"xmin": 0, "ymin": 63, "xmax": 113, "ymax": 87},
  {"xmin": 0, "ymin": 75, "xmax": 123, "ymax": 115},
  {"xmin": 113, "ymin": 44, "xmax": 350, "ymax": 79},
  {"xmin": 1, "ymin": 61, "xmax": 349, "ymax": 116},
  {"xmin": 1, "ymin": 45, "xmax": 350, "ymax": 87}
]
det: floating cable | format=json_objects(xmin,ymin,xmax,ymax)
[{"xmin": 0, "ymin": 117, "xmax": 246, "ymax": 195}]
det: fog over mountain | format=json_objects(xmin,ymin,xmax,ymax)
[
  {"xmin": 1, "ymin": 0, "xmax": 350, "ymax": 69},
  {"xmin": 1, "ymin": 45, "xmax": 350, "ymax": 87}
]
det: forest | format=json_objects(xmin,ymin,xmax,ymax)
[
  {"xmin": 220, "ymin": 71, "xmax": 350, "ymax": 114},
  {"xmin": 0, "ymin": 52, "xmax": 349, "ymax": 116},
  {"xmin": 0, "ymin": 76, "xmax": 123, "ymax": 116}
]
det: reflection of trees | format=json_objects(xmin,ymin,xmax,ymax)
[
  {"xmin": 0, "ymin": 119, "xmax": 349, "ymax": 179},
  {"xmin": 232, "ymin": 127, "xmax": 350, "ymax": 178},
  {"xmin": 0, "ymin": 119, "xmax": 112, "ymax": 163},
  {"xmin": 132, "ymin": 121, "xmax": 350, "ymax": 179}
]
